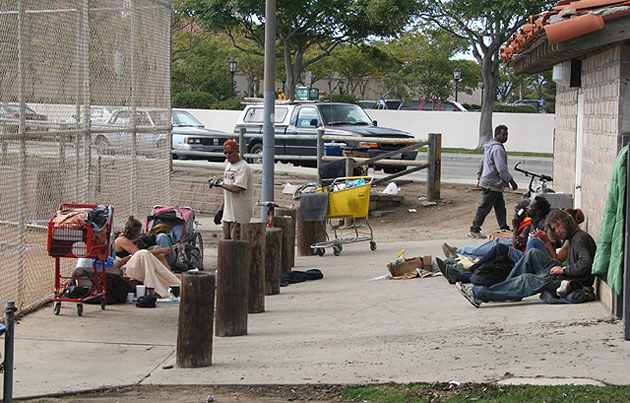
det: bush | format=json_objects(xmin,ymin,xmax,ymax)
[
  {"xmin": 493, "ymin": 102, "xmax": 537, "ymax": 113},
  {"xmin": 172, "ymin": 91, "xmax": 217, "ymax": 109},
  {"xmin": 211, "ymin": 97, "xmax": 244, "ymax": 110},
  {"xmin": 462, "ymin": 103, "xmax": 481, "ymax": 111},
  {"xmin": 321, "ymin": 94, "xmax": 358, "ymax": 104}
]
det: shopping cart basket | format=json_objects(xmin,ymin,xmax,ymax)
[
  {"xmin": 47, "ymin": 203, "xmax": 113, "ymax": 316},
  {"xmin": 309, "ymin": 176, "xmax": 376, "ymax": 256}
]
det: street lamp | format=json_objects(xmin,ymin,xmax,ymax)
[
  {"xmin": 228, "ymin": 58, "xmax": 237, "ymax": 97},
  {"xmin": 453, "ymin": 68, "xmax": 462, "ymax": 102}
]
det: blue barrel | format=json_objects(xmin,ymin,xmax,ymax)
[{"xmin": 324, "ymin": 142, "xmax": 346, "ymax": 156}]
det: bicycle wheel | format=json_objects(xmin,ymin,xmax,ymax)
[{"xmin": 193, "ymin": 232, "xmax": 204, "ymax": 262}]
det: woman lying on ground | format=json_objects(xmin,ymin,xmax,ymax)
[{"xmin": 114, "ymin": 216, "xmax": 181, "ymax": 298}]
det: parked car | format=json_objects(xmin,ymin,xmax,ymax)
[
  {"xmin": 94, "ymin": 109, "xmax": 226, "ymax": 159},
  {"xmin": 357, "ymin": 100, "xmax": 378, "ymax": 109},
  {"xmin": 374, "ymin": 99, "xmax": 402, "ymax": 110},
  {"xmin": 234, "ymin": 102, "xmax": 418, "ymax": 173},
  {"xmin": 94, "ymin": 108, "xmax": 170, "ymax": 155},
  {"xmin": 513, "ymin": 99, "xmax": 544, "ymax": 113},
  {"xmin": 71, "ymin": 106, "xmax": 118, "ymax": 125},
  {"xmin": 0, "ymin": 103, "xmax": 48, "ymax": 135},
  {"xmin": 171, "ymin": 109, "xmax": 227, "ymax": 160},
  {"xmin": 398, "ymin": 100, "xmax": 467, "ymax": 112}
]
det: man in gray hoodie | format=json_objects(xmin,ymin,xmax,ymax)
[{"xmin": 469, "ymin": 125, "xmax": 518, "ymax": 239}]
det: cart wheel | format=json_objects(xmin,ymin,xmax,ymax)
[
  {"xmin": 77, "ymin": 303, "xmax": 83, "ymax": 317},
  {"xmin": 370, "ymin": 241, "xmax": 377, "ymax": 251},
  {"xmin": 100, "ymin": 298, "xmax": 106, "ymax": 310},
  {"xmin": 53, "ymin": 301, "xmax": 61, "ymax": 315},
  {"xmin": 333, "ymin": 244, "xmax": 342, "ymax": 256},
  {"xmin": 315, "ymin": 247, "xmax": 325, "ymax": 256},
  {"xmin": 193, "ymin": 232, "xmax": 204, "ymax": 264}
]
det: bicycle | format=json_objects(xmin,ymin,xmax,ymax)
[{"xmin": 514, "ymin": 161, "xmax": 554, "ymax": 198}]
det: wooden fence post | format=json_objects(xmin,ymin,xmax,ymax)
[
  {"xmin": 275, "ymin": 207, "xmax": 296, "ymax": 268},
  {"xmin": 265, "ymin": 227, "xmax": 282, "ymax": 295},
  {"xmin": 296, "ymin": 213, "xmax": 327, "ymax": 256},
  {"xmin": 241, "ymin": 222, "xmax": 266, "ymax": 313},
  {"xmin": 177, "ymin": 272, "xmax": 215, "ymax": 367},
  {"xmin": 272, "ymin": 216, "xmax": 293, "ymax": 274},
  {"xmin": 215, "ymin": 240, "xmax": 250, "ymax": 337},
  {"xmin": 427, "ymin": 132, "xmax": 442, "ymax": 200}
]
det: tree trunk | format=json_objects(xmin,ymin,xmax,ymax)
[
  {"xmin": 265, "ymin": 227, "xmax": 282, "ymax": 295},
  {"xmin": 215, "ymin": 240, "xmax": 250, "ymax": 337},
  {"xmin": 477, "ymin": 57, "xmax": 500, "ymax": 150},
  {"xmin": 176, "ymin": 272, "xmax": 215, "ymax": 368},
  {"xmin": 241, "ymin": 222, "xmax": 266, "ymax": 314}
]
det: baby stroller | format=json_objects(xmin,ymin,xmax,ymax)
[{"xmin": 146, "ymin": 205, "xmax": 204, "ymax": 272}]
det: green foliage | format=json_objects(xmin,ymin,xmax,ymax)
[
  {"xmin": 321, "ymin": 94, "xmax": 358, "ymax": 104},
  {"xmin": 339, "ymin": 383, "xmax": 630, "ymax": 402},
  {"xmin": 493, "ymin": 102, "xmax": 538, "ymax": 113},
  {"xmin": 211, "ymin": 97, "xmax": 245, "ymax": 110},
  {"xmin": 462, "ymin": 103, "xmax": 481, "ymax": 111},
  {"xmin": 172, "ymin": 91, "xmax": 217, "ymax": 109}
]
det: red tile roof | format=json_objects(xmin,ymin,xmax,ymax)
[{"xmin": 501, "ymin": 0, "xmax": 630, "ymax": 63}]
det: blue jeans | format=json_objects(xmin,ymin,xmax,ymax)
[
  {"xmin": 458, "ymin": 238, "xmax": 512, "ymax": 259},
  {"xmin": 472, "ymin": 249, "xmax": 562, "ymax": 302},
  {"xmin": 156, "ymin": 233, "xmax": 175, "ymax": 268}
]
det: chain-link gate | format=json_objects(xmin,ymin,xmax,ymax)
[{"xmin": 0, "ymin": 0, "xmax": 172, "ymax": 316}]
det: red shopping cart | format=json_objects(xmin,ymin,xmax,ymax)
[{"xmin": 47, "ymin": 203, "xmax": 113, "ymax": 316}]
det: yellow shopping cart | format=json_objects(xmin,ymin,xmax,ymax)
[{"xmin": 310, "ymin": 176, "xmax": 376, "ymax": 256}]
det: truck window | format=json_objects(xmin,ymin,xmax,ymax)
[
  {"xmin": 243, "ymin": 107, "xmax": 288, "ymax": 123},
  {"xmin": 296, "ymin": 107, "xmax": 319, "ymax": 127}
]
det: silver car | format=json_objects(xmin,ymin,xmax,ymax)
[{"xmin": 171, "ymin": 110, "xmax": 227, "ymax": 160}]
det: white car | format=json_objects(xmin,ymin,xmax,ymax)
[{"xmin": 171, "ymin": 110, "xmax": 228, "ymax": 160}]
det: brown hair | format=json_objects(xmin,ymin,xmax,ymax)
[
  {"xmin": 122, "ymin": 215, "xmax": 142, "ymax": 239},
  {"xmin": 546, "ymin": 209, "xmax": 579, "ymax": 242}
]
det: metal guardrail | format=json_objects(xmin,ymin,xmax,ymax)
[{"xmin": 169, "ymin": 128, "xmax": 442, "ymax": 199}]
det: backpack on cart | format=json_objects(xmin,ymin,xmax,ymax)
[{"xmin": 174, "ymin": 242, "xmax": 203, "ymax": 272}]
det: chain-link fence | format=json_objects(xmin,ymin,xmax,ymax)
[{"xmin": 0, "ymin": 0, "xmax": 171, "ymax": 316}]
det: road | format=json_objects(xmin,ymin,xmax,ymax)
[{"xmin": 181, "ymin": 152, "xmax": 553, "ymax": 188}]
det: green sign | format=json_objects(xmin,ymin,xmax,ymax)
[{"xmin": 295, "ymin": 86, "xmax": 319, "ymax": 100}]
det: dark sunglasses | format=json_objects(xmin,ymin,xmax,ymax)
[{"xmin": 224, "ymin": 149, "xmax": 235, "ymax": 155}]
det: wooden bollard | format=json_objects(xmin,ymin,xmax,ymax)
[
  {"xmin": 296, "ymin": 206, "xmax": 327, "ymax": 256},
  {"xmin": 273, "ymin": 215, "xmax": 293, "ymax": 274},
  {"xmin": 241, "ymin": 222, "xmax": 266, "ymax": 313},
  {"xmin": 265, "ymin": 227, "xmax": 282, "ymax": 295},
  {"xmin": 215, "ymin": 240, "xmax": 250, "ymax": 337},
  {"xmin": 276, "ymin": 207, "xmax": 297, "ymax": 267},
  {"xmin": 177, "ymin": 272, "xmax": 215, "ymax": 367}
]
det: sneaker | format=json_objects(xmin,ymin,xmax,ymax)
[
  {"xmin": 435, "ymin": 257, "xmax": 448, "ymax": 278},
  {"xmin": 556, "ymin": 280, "xmax": 582, "ymax": 297},
  {"xmin": 446, "ymin": 266, "xmax": 462, "ymax": 284},
  {"xmin": 456, "ymin": 282, "xmax": 481, "ymax": 308},
  {"xmin": 441, "ymin": 242, "xmax": 459, "ymax": 258},
  {"xmin": 467, "ymin": 231, "xmax": 486, "ymax": 239}
]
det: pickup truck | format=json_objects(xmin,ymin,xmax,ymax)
[{"xmin": 233, "ymin": 102, "xmax": 418, "ymax": 172}]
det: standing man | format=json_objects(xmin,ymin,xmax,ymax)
[
  {"xmin": 210, "ymin": 140, "xmax": 253, "ymax": 240},
  {"xmin": 469, "ymin": 125, "xmax": 518, "ymax": 239}
]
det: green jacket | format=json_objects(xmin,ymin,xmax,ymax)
[{"xmin": 591, "ymin": 145, "xmax": 627, "ymax": 295}]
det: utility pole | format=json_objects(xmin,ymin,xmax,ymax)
[{"xmin": 261, "ymin": 0, "xmax": 276, "ymax": 218}]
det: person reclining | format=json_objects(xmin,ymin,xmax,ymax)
[
  {"xmin": 445, "ymin": 196, "xmax": 551, "ymax": 261},
  {"xmin": 457, "ymin": 209, "xmax": 596, "ymax": 307}
]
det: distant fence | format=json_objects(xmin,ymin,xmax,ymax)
[
  {"xmin": 0, "ymin": 0, "xmax": 171, "ymax": 316},
  {"xmin": 184, "ymin": 108, "xmax": 555, "ymax": 154}
]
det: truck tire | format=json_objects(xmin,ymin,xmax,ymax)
[{"xmin": 247, "ymin": 143, "xmax": 263, "ymax": 164}]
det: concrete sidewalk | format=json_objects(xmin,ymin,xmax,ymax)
[{"xmin": 8, "ymin": 239, "xmax": 630, "ymax": 399}]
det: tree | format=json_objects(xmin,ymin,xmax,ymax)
[
  {"xmin": 416, "ymin": 0, "xmax": 555, "ymax": 149},
  {"xmin": 192, "ymin": 0, "xmax": 419, "ymax": 99},
  {"xmin": 373, "ymin": 32, "xmax": 480, "ymax": 102}
]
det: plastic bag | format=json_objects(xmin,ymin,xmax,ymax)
[{"xmin": 382, "ymin": 182, "xmax": 399, "ymax": 195}]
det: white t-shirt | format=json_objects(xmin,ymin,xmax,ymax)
[{"xmin": 222, "ymin": 159, "xmax": 253, "ymax": 224}]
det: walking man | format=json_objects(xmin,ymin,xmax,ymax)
[
  {"xmin": 469, "ymin": 125, "xmax": 518, "ymax": 239},
  {"xmin": 211, "ymin": 140, "xmax": 253, "ymax": 240}
]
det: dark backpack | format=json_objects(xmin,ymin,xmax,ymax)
[
  {"xmin": 174, "ymin": 242, "xmax": 203, "ymax": 272},
  {"xmin": 470, "ymin": 255, "xmax": 514, "ymax": 287}
]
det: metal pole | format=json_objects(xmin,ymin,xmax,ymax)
[
  {"xmin": 622, "ymin": 134, "xmax": 630, "ymax": 340},
  {"xmin": 455, "ymin": 81, "xmax": 459, "ymax": 102},
  {"xmin": 130, "ymin": 0, "xmax": 138, "ymax": 214},
  {"xmin": 81, "ymin": 0, "xmax": 90, "ymax": 201},
  {"xmin": 3, "ymin": 301, "xmax": 17, "ymax": 402},
  {"xmin": 238, "ymin": 127, "xmax": 245, "ymax": 161},
  {"xmin": 261, "ymin": 0, "xmax": 276, "ymax": 220},
  {"xmin": 16, "ymin": 0, "xmax": 26, "ymax": 310},
  {"xmin": 427, "ymin": 133, "xmax": 441, "ymax": 200},
  {"xmin": 316, "ymin": 128, "xmax": 324, "ymax": 184}
]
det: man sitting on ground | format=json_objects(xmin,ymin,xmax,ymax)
[{"xmin": 457, "ymin": 209, "xmax": 596, "ymax": 307}]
